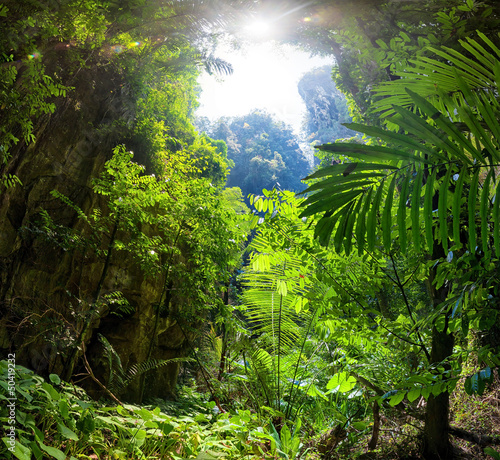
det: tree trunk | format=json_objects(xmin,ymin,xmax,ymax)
[
  {"xmin": 423, "ymin": 262, "xmax": 454, "ymax": 459},
  {"xmin": 423, "ymin": 324, "xmax": 454, "ymax": 459}
]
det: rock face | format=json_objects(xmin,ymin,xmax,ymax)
[
  {"xmin": 0, "ymin": 63, "xmax": 188, "ymax": 402},
  {"xmin": 298, "ymin": 66, "xmax": 353, "ymax": 149}
]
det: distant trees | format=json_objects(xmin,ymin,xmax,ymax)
[{"xmin": 201, "ymin": 111, "xmax": 310, "ymax": 198}]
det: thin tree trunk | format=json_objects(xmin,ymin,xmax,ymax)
[
  {"xmin": 368, "ymin": 400, "xmax": 380, "ymax": 450},
  {"xmin": 62, "ymin": 218, "xmax": 119, "ymax": 382},
  {"xmin": 217, "ymin": 282, "xmax": 230, "ymax": 382},
  {"xmin": 423, "ymin": 262, "xmax": 454, "ymax": 459},
  {"xmin": 423, "ymin": 322, "xmax": 454, "ymax": 459}
]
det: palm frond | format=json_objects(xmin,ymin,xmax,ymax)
[
  {"xmin": 301, "ymin": 37, "xmax": 500, "ymax": 255},
  {"xmin": 372, "ymin": 32, "xmax": 500, "ymax": 119}
]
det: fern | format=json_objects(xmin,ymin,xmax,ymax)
[{"xmin": 98, "ymin": 334, "xmax": 193, "ymax": 395}]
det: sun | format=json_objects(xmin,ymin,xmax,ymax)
[{"xmin": 244, "ymin": 20, "xmax": 271, "ymax": 38}]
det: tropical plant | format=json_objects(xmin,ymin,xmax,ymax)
[
  {"xmin": 299, "ymin": 32, "xmax": 500, "ymax": 458},
  {"xmin": 0, "ymin": 360, "xmax": 288, "ymax": 460}
]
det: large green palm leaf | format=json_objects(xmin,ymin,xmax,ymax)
[
  {"xmin": 372, "ymin": 32, "xmax": 500, "ymax": 119},
  {"xmin": 300, "ymin": 35, "xmax": 500, "ymax": 256}
]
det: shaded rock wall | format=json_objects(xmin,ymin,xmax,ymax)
[{"xmin": 0, "ymin": 62, "xmax": 188, "ymax": 401}]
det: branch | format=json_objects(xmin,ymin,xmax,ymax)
[
  {"xmin": 449, "ymin": 426, "xmax": 500, "ymax": 447},
  {"xmin": 82, "ymin": 345, "xmax": 123, "ymax": 405},
  {"xmin": 389, "ymin": 253, "xmax": 431, "ymax": 363}
]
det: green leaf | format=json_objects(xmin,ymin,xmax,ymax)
[
  {"xmin": 304, "ymin": 162, "xmax": 395, "ymax": 180},
  {"xmin": 407, "ymin": 387, "xmax": 421, "ymax": 403},
  {"xmin": 58, "ymin": 422, "xmax": 79, "ymax": 441},
  {"xmin": 327, "ymin": 372, "xmax": 357, "ymax": 393},
  {"xmin": 411, "ymin": 165, "xmax": 424, "ymax": 252},
  {"xmin": 469, "ymin": 168, "xmax": 480, "ymax": 253},
  {"xmin": 49, "ymin": 374, "xmax": 61, "ymax": 385},
  {"xmin": 300, "ymin": 190, "xmax": 362, "ymax": 217},
  {"xmin": 405, "ymin": 89, "xmax": 474, "ymax": 165},
  {"xmin": 2, "ymin": 439, "xmax": 31, "ymax": 460},
  {"xmin": 344, "ymin": 197, "xmax": 362, "ymax": 255},
  {"xmin": 343, "ymin": 122, "xmax": 438, "ymax": 159},
  {"xmin": 424, "ymin": 167, "xmax": 437, "ymax": 252},
  {"xmin": 58, "ymin": 399, "xmax": 69, "ymax": 419},
  {"xmin": 382, "ymin": 174, "xmax": 397, "ymax": 251},
  {"xmin": 438, "ymin": 166, "xmax": 453, "ymax": 254},
  {"xmin": 356, "ymin": 188, "xmax": 372, "ymax": 255},
  {"xmin": 389, "ymin": 391, "xmax": 406, "ymax": 407},
  {"xmin": 484, "ymin": 448, "xmax": 500, "ymax": 460},
  {"xmin": 41, "ymin": 382, "xmax": 60, "ymax": 401},
  {"xmin": 351, "ymin": 421, "xmax": 369, "ymax": 431},
  {"xmin": 37, "ymin": 441, "xmax": 67, "ymax": 460},
  {"xmin": 480, "ymin": 169, "xmax": 493, "ymax": 254},
  {"xmin": 368, "ymin": 182, "xmax": 385, "ymax": 251},
  {"xmin": 398, "ymin": 171, "xmax": 411, "ymax": 252},
  {"xmin": 494, "ymin": 179, "xmax": 500, "ymax": 255},
  {"xmin": 315, "ymin": 142, "xmax": 424, "ymax": 163},
  {"xmin": 391, "ymin": 106, "xmax": 456, "ymax": 163},
  {"xmin": 452, "ymin": 167, "xmax": 466, "ymax": 248}
]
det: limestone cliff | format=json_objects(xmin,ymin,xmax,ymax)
[
  {"xmin": 0, "ymin": 58, "xmax": 198, "ymax": 402},
  {"xmin": 298, "ymin": 66, "xmax": 353, "ymax": 150}
]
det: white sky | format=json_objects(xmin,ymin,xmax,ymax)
[{"xmin": 196, "ymin": 41, "xmax": 333, "ymax": 133}]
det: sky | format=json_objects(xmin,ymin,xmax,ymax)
[{"xmin": 196, "ymin": 41, "xmax": 333, "ymax": 134}]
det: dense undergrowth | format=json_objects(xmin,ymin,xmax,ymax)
[
  {"xmin": 0, "ymin": 361, "xmax": 292, "ymax": 460},
  {"xmin": 1, "ymin": 360, "xmax": 500, "ymax": 459}
]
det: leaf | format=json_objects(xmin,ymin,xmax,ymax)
[
  {"xmin": 343, "ymin": 122, "xmax": 438, "ymax": 159},
  {"xmin": 405, "ymin": 89, "xmax": 474, "ymax": 165},
  {"xmin": 300, "ymin": 190, "xmax": 362, "ymax": 218},
  {"xmin": 37, "ymin": 441, "xmax": 67, "ymax": 460},
  {"xmin": 58, "ymin": 399, "xmax": 69, "ymax": 419},
  {"xmin": 484, "ymin": 447, "xmax": 500, "ymax": 460},
  {"xmin": 424, "ymin": 167, "xmax": 437, "ymax": 252},
  {"xmin": 382, "ymin": 174, "xmax": 397, "ymax": 251},
  {"xmin": 469, "ymin": 168, "xmax": 480, "ymax": 253},
  {"xmin": 407, "ymin": 387, "xmax": 421, "ymax": 403},
  {"xmin": 2, "ymin": 439, "xmax": 31, "ymax": 460},
  {"xmin": 398, "ymin": 171, "xmax": 411, "ymax": 252},
  {"xmin": 368, "ymin": 182, "xmax": 385, "ymax": 251},
  {"xmin": 452, "ymin": 167, "xmax": 466, "ymax": 247},
  {"xmin": 58, "ymin": 422, "xmax": 79, "ymax": 441},
  {"xmin": 41, "ymin": 382, "xmax": 60, "ymax": 401},
  {"xmin": 343, "ymin": 162, "xmax": 358, "ymax": 176},
  {"xmin": 411, "ymin": 165, "xmax": 424, "ymax": 252},
  {"xmin": 389, "ymin": 391, "xmax": 406, "ymax": 407},
  {"xmin": 49, "ymin": 374, "xmax": 61, "ymax": 385},
  {"xmin": 315, "ymin": 142, "xmax": 424, "ymax": 163},
  {"xmin": 303, "ymin": 162, "xmax": 395, "ymax": 181},
  {"xmin": 494, "ymin": 179, "xmax": 500, "ymax": 255},
  {"xmin": 438, "ymin": 166, "xmax": 453, "ymax": 254},
  {"xmin": 356, "ymin": 188, "xmax": 372, "ymax": 255},
  {"xmin": 351, "ymin": 421, "xmax": 369, "ymax": 431},
  {"xmin": 327, "ymin": 372, "xmax": 356, "ymax": 393},
  {"xmin": 480, "ymin": 169, "xmax": 493, "ymax": 254},
  {"xmin": 344, "ymin": 198, "xmax": 362, "ymax": 255}
]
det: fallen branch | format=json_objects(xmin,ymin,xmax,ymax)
[
  {"xmin": 449, "ymin": 426, "xmax": 500, "ymax": 447},
  {"xmin": 81, "ymin": 344, "xmax": 124, "ymax": 406}
]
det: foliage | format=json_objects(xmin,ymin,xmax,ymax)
[
  {"xmin": 0, "ymin": 361, "xmax": 320, "ymax": 460},
  {"xmin": 202, "ymin": 111, "xmax": 310, "ymax": 198},
  {"xmin": 297, "ymin": 27, "xmax": 500, "ymax": 459}
]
